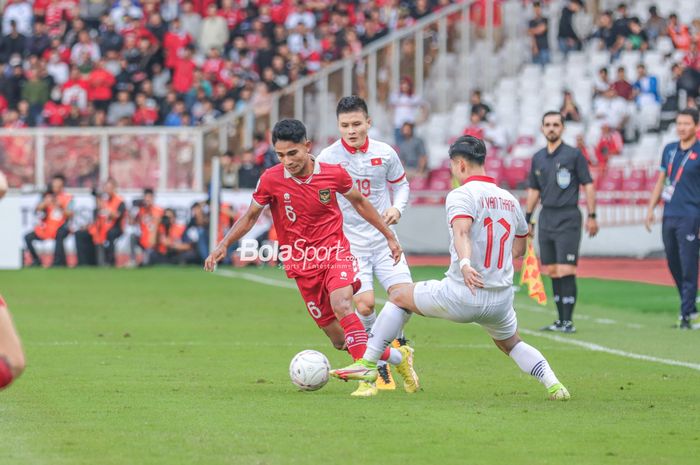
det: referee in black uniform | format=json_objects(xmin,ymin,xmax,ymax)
[{"xmin": 526, "ymin": 111, "xmax": 599, "ymax": 333}]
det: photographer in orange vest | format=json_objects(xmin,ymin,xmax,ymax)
[
  {"xmin": 75, "ymin": 178, "xmax": 126, "ymax": 266},
  {"xmin": 24, "ymin": 174, "xmax": 74, "ymax": 267},
  {"xmin": 154, "ymin": 208, "xmax": 192, "ymax": 264},
  {"xmin": 129, "ymin": 188, "xmax": 163, "ymax": 266}
]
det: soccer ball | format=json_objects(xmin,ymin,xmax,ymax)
[{"xmin": 289, "ymin": 350, "xmax": 330, "ymax": 391}]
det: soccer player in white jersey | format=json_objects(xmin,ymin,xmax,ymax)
[
  {"xmin": 331, "ymin": 136, "xmax": 571, "ymax": 400},
  {"xmin": 317, "ymin": 96, "xmax": 417, "ymax": 397}
]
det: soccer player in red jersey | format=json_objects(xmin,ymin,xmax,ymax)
[
  {"xmin": 204, "ymin": 120, "xmax": 412, "ymax": 375},
  {"xmin": 0, "ymin": 174, "xmax": 26, "ymax": 390}
]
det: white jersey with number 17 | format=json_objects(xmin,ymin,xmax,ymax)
[{"xmin": 445, "ymin": 175, "xmax": 529, "ymax": 289}]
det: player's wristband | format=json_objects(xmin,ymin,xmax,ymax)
[
  {"xmin": 525, "ymin": 212, "xmax": 533, "ymax": 224},
  {"xmin": 459, "ymin": 258, "xmax": 472, "ymax": 269},
  {"xmin": 588, "ymin": 212, "xmax": 597, "ymax": 219}
]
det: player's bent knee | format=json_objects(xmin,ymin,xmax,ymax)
[
  {"xmin": 493, "ymin": 334, "xmax": 522, "ymax": 355},
  {"xmin": 388, "ymin": 286, "xmax": 412, "ymax": 309},
  {"xmin": 355, "ymin": 301, "xmax": 374, "ymax": 316}
]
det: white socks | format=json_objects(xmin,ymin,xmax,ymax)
[
  {"xmin": 364, "ymin": 302, "xmax": 411, "ymax": 363},
  {"xmin": 509, "ymin": 341, "xmax": 560, "ymax": 389},
  {"xmin": 356, "ymin": 309, "xmax": 377, "ymax": 332}
]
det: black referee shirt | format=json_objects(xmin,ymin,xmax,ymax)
[{"xmin": 528, "ymin": 142, "xmax": 593, "ymax": 208}]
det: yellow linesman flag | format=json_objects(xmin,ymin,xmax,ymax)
[{"xmin": 519, "ymin": 239, "xmax": 547, "ymax": 305}]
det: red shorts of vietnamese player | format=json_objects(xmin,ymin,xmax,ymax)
[{"xmin": 294, "ymin": 255, "xmax": 361, "ymax": 328}]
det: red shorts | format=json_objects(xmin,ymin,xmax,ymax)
[{"xmin": 294, "ymin": 255, "xmax": 361, "ymax": 328}]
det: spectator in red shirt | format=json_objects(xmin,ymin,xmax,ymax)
[
  {"xmin": 611, "ymin": 66, "xmax": 634, "ymax": 100},
  {"xmin": 202, "ymin": 47, "xmax": 224, "ymax": 75},
  {"xmin": 668, "ymin": 14, "xmax": 692, "ymax": 51},
  {"xmin": 132, "ymin": 93, "xmax": 159, "ymax": 126},
  {"xmin": 42, "ymin": 88, "xmax": 71, "ymax": 126},
  {"xmin": 463, "ymin": 112, "xmax": 485, "ymax": 140},
  {"xmin": 220, "ymin": 0, "xmax": 246, "ymax": 31},
  {"xmin": 88, "ymin": 60, "xmax": 116, "ymax": 111},
  {"xmin": 163, "ymin": 18, "xmax": 192, "ymax": 69},
  {"xmin": 172, "ymin": 47, "xmax": 197, "ymax": 95},
  {"xmin": 682, "ymin": 41, "xmax": 700, "ymax": 71},
  {"xmin": 595, "ymin": 123, "xmax": 623, "ymax": 161}
]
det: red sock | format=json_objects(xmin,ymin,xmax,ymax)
[
  {"xmin": 0, "ymin": 357, "xmax": 13, "ymax": 390},
  {"xmin": 380, "ymin": 347, "xmax": 391, "ymax": 361},
  {"xmin": 339, "ymin": 314, "xmax": 368, "ymax": 361}
]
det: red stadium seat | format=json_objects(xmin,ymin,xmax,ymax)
[
  {"xmin": 628, "ymin": 169, "xmax": 647, "ymax": 182},
  {"xmin": 503, "ymin": 158, "xmax": 530, "ymax": 189},
  {"xmin": 409, "ymin": 176, "xmax": 429, "ymax": 191},
  {"xmin": 430, "ymin": 168, "xmax": 452, "ymax": 181},
  {"xmin": 428, "ymin": 177, "xmax": 453, "ymax": 191},
  {"xmin": 621, "ymin": 178, "xmax": 645, "ymax": 191},
  {"xmin": 598, "ymin": 176, "xmax": 622, "ymax": 191}
]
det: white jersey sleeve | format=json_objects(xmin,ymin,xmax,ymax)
[
  {"xmin": 514, "ymin": 205, "xmax": 529, "ymax": 238},
  {"xmin": 386, "ymin": 148, "xmax": 409, "ymax": 214},
  {"xmin": 445, "ymin": 189, "xmax": 476, "ymax": 224}
]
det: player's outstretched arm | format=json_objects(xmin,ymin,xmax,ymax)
[
  {"xmin": 204, "ymin": 201, "xmax": 264, "ymax": 272},
  {"xmin": 343, "ymin": 187, "xmax": 403, "ymax": 263},
  {"xmin": 452, "ymin": 217, "xmax": 484, "ymax": 295}
]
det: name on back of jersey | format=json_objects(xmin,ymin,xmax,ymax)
[{"xmin": 481, "ymin": 195, "xmax": 517, "ymax": 213}]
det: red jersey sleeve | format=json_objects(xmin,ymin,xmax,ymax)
[
  {"xmin": 336, "ymin": 165, "xmax": 353, "ymax": 194},
  {"xmin": 252, "ymin": 172, "xmax": 272, "ymax": 206}
]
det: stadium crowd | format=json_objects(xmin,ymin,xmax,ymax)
[
  {"xmin": 0, "ymin": 0, "xmax": 456, "ymax": 129},
  {"xmin": 448, "ymin": 1, "xmax": 700, "ymax": 192}
]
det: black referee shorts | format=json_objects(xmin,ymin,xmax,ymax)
[{"xmin": 537, "ymin": 207, "xmax": 582, "ymax": 266}]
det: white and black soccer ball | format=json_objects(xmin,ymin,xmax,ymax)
[{"xmin": 289, "ymin": 350, "xmax": 330, "ymax": 391}]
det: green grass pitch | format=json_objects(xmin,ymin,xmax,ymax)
[{"xmin": 1, "ymin": 267, "xmax": 698, "ymax": 465}]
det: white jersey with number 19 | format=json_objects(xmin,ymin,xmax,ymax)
[
  {"xmin": 316, "ymin": 137, "xmax": 409, "ymax": 256},
  {"xmin": 445, "ymin": 175, "xmax": 529, "ymax": 289}
]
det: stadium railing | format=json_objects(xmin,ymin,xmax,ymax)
[{"xmin": 0, "ymin": 126, "xmax": 205, "ymax": 192}]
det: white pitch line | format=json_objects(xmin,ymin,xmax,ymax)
[
  {"xmin": 215, "ymin": 269, "xmax": 298, "ymax": 289},
  {"xmin": 518, "ymin": 328, "xmax": 700, "ymax": 372},
  {"xmin": 216, "ymin": 269, "xmax": 700, "ymax": 373}
]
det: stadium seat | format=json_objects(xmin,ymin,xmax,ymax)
[
  {"xmin": 409, "ymin": 176, "xmax": 429, "ymax": 191},
  {"xmin": 503, "ymin": 158, "xmax": 530, "ymax": 189}
]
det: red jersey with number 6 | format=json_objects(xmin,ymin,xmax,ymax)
[{"xmin": 252, "ymin": 160, "xmax": 355, "ymax": 278}]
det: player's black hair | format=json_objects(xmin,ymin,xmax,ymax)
[
  {"xmin": 143, "ymin": 188, "xmax": 155, "ymax": 196},
  {"xmin": 678, "ymin": 108, "xmax": 700, "ymax": 125},
  {"xmin": 271, "ymin": 119, "xmax": 307, "ymax": 144},
  {"xmin": 448, "ymin": 135, "xmax": 486, "ymax": 166},
  {"xmin": 542, "ymin": 111, "xmax": 564, "ymax": 125},
  {"xmin": 336, "ymin": 95, "xmax": 369, "ymax": 117},
  {"xmin": 51, "ymin": 173, "xmax": 66, "ymax": 183}
]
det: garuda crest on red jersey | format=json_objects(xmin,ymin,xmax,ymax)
[{"xmin": 318, "ymin": 189, "xmax": 331, "ymax": 204}]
